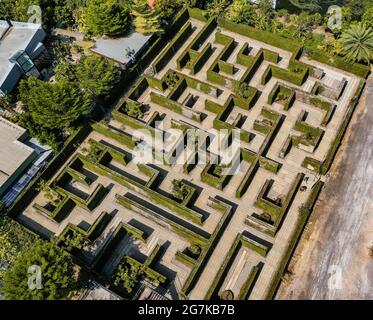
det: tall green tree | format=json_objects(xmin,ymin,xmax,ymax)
[
  {"xmin": 343, "ymin": 0, "xmax": 365, "ymax": 21},
  {"xmin": 226, "ymin": 0, "xmax": 256, "ymax": 25},
  {"xmin": 205, "ymin": 0, "xmax": 230, "ymax": 19},
  {"xmin": 54, "ymin": 56, "xmax": 121, "ymax": 99},
  {"xmin": 83, "ymin": 0, "xmax": 131, "ymax": 37},
  {"xmin": 339, "ymin": 23, "xmax": 373, "ymax": 63},
  {"xmin": 53, "ymin": 0, "xmax": 86, "ymax": 27},
  {"xmin": 1, "ymin": 240, "xmax": 76, "ymax": 300},
  {"xmin": 132, "ymin": 0, "xmax": 163, "ymax": 34},
  {"xmin": 155, "ymin": 0, "xmax": 183, "ymax": 22},
  {"xmin": 17, "ymin": 77, "xmax": 91, "ymax": 149},
  {"xmin": 19, "ymin": 77, "xmax": 92, "ymax": 131},
  {"xmin": 75, "ymin": 56, "xmax": 121, "ymax": 98},
  {"xmin": 362, "ymin": 7, "xmax": 373, "ymax": 29}
]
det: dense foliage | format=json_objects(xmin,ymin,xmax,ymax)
[
  {"xmin": 1, "ymin": 240, "xmax": 77, "ymax": 300},
  {"xmin": 18, "ymin": 77, "xmax": 92, "ymax": 149},
  {"xmin": 0, "ymin": 215, "xmax": 38, "ymax": 281},
  {"xmin": 132, "ymin": 0, "xmax": 163, "ymax": 34},
  {"xmin": 83, "ymin": 0, "xmax": 131, "ymax": 37}
]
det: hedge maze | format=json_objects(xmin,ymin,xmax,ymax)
[{"xmin": 16, "ymin": 8, "xmax": 368, "ymax": 300}]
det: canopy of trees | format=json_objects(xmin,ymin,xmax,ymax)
[
  {"xmin": 83, "ymin": 0, "xmax": 132, "ymax": 37},
  {"xmin": 18, "ymin": 77, "xmax": 92, "ymax": 149},
  {"xmin": 1, "ymin": 240, "xmax": 76, "ymax": 300},
  {"xmin": 132, "ymin": 0, "xmax": 163, "ymax": 34}
]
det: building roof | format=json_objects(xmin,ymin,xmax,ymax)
[
  {"xmin": 0, "ymin": 117, "xmax": 35, "ymax": 188},
  {"xmin": 79, "ymin": 281, "xmax": 123, "ymax": 300},
  {"xmin": 0, "ymin": 20, "xmax": 45, "ymax": 93},
  {"xmin": 91, "ymin": 31, "xmax": 152, "ymax": 65}
]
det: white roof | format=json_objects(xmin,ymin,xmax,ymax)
[
  {"xmin": 91, "ymin": 31, "xmax": 152, "ymax": 64},
  {"xmin": 0, "ymin": 117, "xmax": 35, "ymax": 187},
  {"xmin": 0, "ymin": 20, "xmax": 43, "ymax": 89}
]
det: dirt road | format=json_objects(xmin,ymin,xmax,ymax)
[{"xmin": 277, "ymin": 75, "xmax": 373, "ymax": 300}]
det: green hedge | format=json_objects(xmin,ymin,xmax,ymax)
[
  {"xmin": 304, "ymin": 47, "xmax": 370, "ymax": 79},
  {"xmin": 236, "ymin": 160, "xmax": 259, "ymax": 198},
  {"xmin": 262, "ymin": 65, "xmax": 308, "ymax": 86},
  {"xmin": 302, "ymin": 157, "xmax": 322, "ymax": 173},
  {"xmin": 175, "ymin": 251, "xmax": 197, "ymax": 268},
  {"xmin": 218, "ymin": 60, "xmax": 235, "ymax": 75},
  {"xmin": 254, "ymin": 120, "xmax": 271, "ymax": 135},
  {"xmin": 7, "ymin": 123, "xmax": 91, "ymax": 219},
  {"xmin": 321, "ymin": 80, "xmax": 366, "ymax": 174},
  {"xmin": 115, "ymin": 194, "xmax": 208, "ymax": 247},
  {"xmin": 217, "ymin": 17, "xmax": 300, "ymax": 52},
  {"xmin": 191, "ymin": 43, "xmax": 213, "ymax": 75},
  {"xmin": 261, "ymin": 107, "xmax": 280, "ymax": 121},
  {"xmin": 265, "ymin": 181, "xmax": 324, "ymax": 299},
  {"xmin": 33, "ymin": 197, "xmax": 75, "ymax": 223},
  {"xmin": 188, "ymin": 7, "xmax": 208, "ymax": 22},
  {"xmin": 182, "ymin": 198, "xmax": 234, "ymax": 296},
  {"xmin": 152, "ymin": 21, "xmax": 193, "ymax": 73},
  {"xmin": 123, "ymin": 222, "xmax": 147, "ymax": 242},
  {"xmin": 237, "ymin": 266, "xmax": 259, "ymax": 300},
  {"xmin": 259, "ymin": 157, "xmax": 281, "ymax": 173},
  {"xmin": 91, "ymin": 122, "xmax": 137, "ymax": 150},
  {"xmin": 150, "ymin": 92, "xmax": 183, "ymax": 114}
]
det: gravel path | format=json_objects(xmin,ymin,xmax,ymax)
[{"xmin": 277, "ymin": 75, "xmax": 373, "ymax": 300}]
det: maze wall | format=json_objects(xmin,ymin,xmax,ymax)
[{"xmin": 18, "ymin": 9, "xmax": 366, "ymax": 300}]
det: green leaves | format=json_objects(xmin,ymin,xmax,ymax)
[
  {"xmin": 1, "ymin": 240, "xmax": 76, "ymax": 300},
  {"xmin": 84, "ymin": 0, "xmax": 132, "ymax": 37},
  {"xmin": 132, "ymin": 0, "xmax": 163, "ymax": 34},
  {"xmin": 340, "ymin": 23, "xmax": 373, "ymax": 63},
  {"xmin": 19, "ymin": 77, "xmax": 92, "ymax": 131}
]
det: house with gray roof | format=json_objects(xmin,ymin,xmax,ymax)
[{"xmin": 0, "ymin": 20, "xmax": 46, "ymax": 96}]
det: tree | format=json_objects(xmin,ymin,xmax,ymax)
[
  {"xmin": 344, "ymin": 0, "xmax": 365, "ymax": 21},
  {"xmin": 363, "ymin": 7, "xmax": 373, "ymax": 29},
  {"xmin": 54, "ymin": 56, "xmax": 121, "ymax": 99},
  {"xmin": 226, "ymin": 0, "xmax": 256, "ymax": 25},
  {"xmin": 124, "ymin": 101, "xmax": 144, "ymax": 118},
  {"xmin": 0, "ymin": 94, "xmax": 14, "ymax": 113},
  {"xmin": 114, "ymin": 263, "xmax": 142, "ymax": 295},
  {"xmin": 339, "ymin": 23, "xmax": 373, "ymax": 63},
  {"xmin": 289, "ymin": 0, "xmax": 321, "ymax": 12},
  {"xmin": 75, "ymin": 56, "xmax": 121, "ymax": 98},
  {"xmin": 54, "ymin": 59, "xmax": 77, "ymax": 83},
  {"xmin": 205, "ymin": 0, "xmax": 230, "ymax": 19},
  {"xmin": 155, "ymin": 0, "xmax": 182, "ymax": 22},
  {"xmin": 19, "ymin": 77, "xmax": 92, "ymax": 131},
  {"xmin": 83, "ymin": 0, "xmax": 131, "ymax": 37},
  {"xmin": 1, "ymin": 240, "xmax": 77, "ymax": 300},
  {"xmin": 0, "ymin": 0, "xmax": 14, "ymax": 20},
  {"xmin": 132, "ymin": 0, "xmax": 163, "ymax": 34},
  {"xmin": 17, "ymin": 77, "xmax": 92, "ymax": 149},
  {"xmin": 0, "ymin": 215, "xmax": 37, "ymax": 281},
  {"xmin": 53, "ymin": 0, "xmax": 86, "ymax": 27}
]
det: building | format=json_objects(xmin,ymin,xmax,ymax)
[
  {"xmin": 90, "ymin": 30, "xmax": 153, "ymax": 68},
  {"xmin": 0, "ymin": 20, "xmax": 46, "ymax": 96},
  {"xmin": 0, "ymin": 117, "xmax": 37, "ymax": 197},
  {"xmin": 79, "ymin": 281, "xmax": 123, "ymax": 300}
]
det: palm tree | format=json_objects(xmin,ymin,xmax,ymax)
[{"xmin": 339, "ymin": 23, "xmax": 373, "ymax": 64}]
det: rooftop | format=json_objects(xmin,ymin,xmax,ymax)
[
  {"xmin": 91, "ymin": 31, "xmax": 152, "ymax": 65},
  {"xmin": 0, "ymin": 20, "xmax": 44, "ymax": 90},
  {"xmin": 79, "ymin": 281, "xmax": 123, "ymax": 300},
  {"xmin": 0, "ymin": 117, "xmax": 35, "ymax": 188}
]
